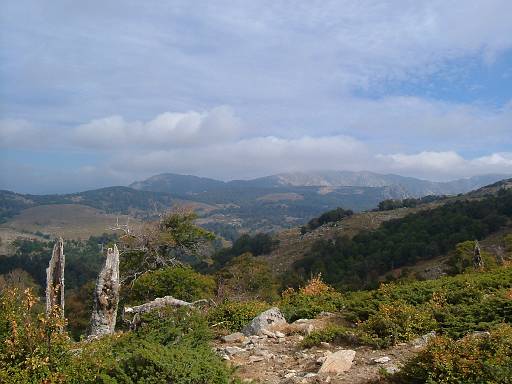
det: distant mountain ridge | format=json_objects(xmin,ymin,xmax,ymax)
[
  {"xmin": 2, "ymin": 172, "xmax": 510, "ymax": 237},
  {"xmin": 130, "ymin": 171, "xmax": 511, "ymax": 198}
]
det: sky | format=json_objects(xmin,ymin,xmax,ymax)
[{"xmin": 1, "ymin": 0, "xmax": 512, "ymax": 194}]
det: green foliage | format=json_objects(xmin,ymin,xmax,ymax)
[
  {"xmin": 360, "ymin": 301, "xmax": 437, "ymax": 348},
  {"xmin": 121, "ymin": 212, "xmax": 215, "ymax": 284},
  {"xmin": 300, "ymin": 325, "xmax": 355, "ymax": 348},
  {"xmin": 295, "ymin": 190, "xmax": 512, "ymax": 289},
  {"xmin": 301, "ymin": 207, "xmax": 353, "ymax": 233},
  {"xmin": 0, "ymin": 289, "xmax": 233, "ymax": 383},
  {"xmin": 377, "ymin": 195, "xmax": 444, "ymax": 211},
  {"xmin": 0, "ymin": 234, "xmax": 116, "ymax": 291},
  {"xmin": 215, "ymin": 253, "xmax": 279, "ymax": 302},
  {"xmin": 448, "ymin": 240, "xmax": 497, "ymax": 274},
  {"xmin": 338, "ymin": 267, "xmax": 512, "ymax": 345},
  {"xmin": 207, "ymin": 300, "xmax": 270, "ymax": 332},
  {"xmin": 392, "ymin": 324, "xmax": 512, "ymax": 384},
  {"xmin": 280, "ymin": 289, "xmax": 343, "ymax": 323},
  {"xmin": 0, "ymin": 287, "xmax": 75, "ymax": 383},
  {"xmin": 125, "ymin": 266, "xmax": 215, "ymax": 305},
  {"xmin": 97, "ymin": 308, "xmax": 232, "ymax": 384},
  {"xmin": 210, "ymin": 233, "xmax": 279, "ymax": 270}
]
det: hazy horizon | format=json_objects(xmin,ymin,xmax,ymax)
[{"xmin": 1, "ymin": 1, "xmax": 512, "ymax": 193}]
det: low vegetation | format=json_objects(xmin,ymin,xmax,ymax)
[
  {"xmin": 300, "ymin": 207, "xmax": 353, "ymax": 233},
  {"xmin": 294, "ymin": 189, "xmax": 512, "ymax": 289}
]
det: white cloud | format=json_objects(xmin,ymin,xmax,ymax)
[
  {"xmin": 377, "ymin": 151, "xmax": 512, "ymax": 180},
  {"xmin": 108, "ymin": 135, "xmax": 370, "ymax": 180},
  {"xmin": 0, "ymin": 119, "xmax": 44, "ymax": 148},
  {"xmin": 70, "ymin": 106, "xmax": 240, "ymax": 148}
]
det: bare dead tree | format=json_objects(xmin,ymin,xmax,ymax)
[
  {"xmin": 46, "ymin": 237, "xmax": 65, "ymax": 318},
  {"xmin": 123, "ymin": 296, "xmax": 209, "ymax": 330},
  {"xmin": 108, "ymin": 208, "xmax": 214, "ymax": 285},
  {"xmin": 89, "ymin": 244, "xmax": 120, "ymax": 338},
  {"xmin": 473, "ymin": 240, "xmax": 484, "ymax": 269}
]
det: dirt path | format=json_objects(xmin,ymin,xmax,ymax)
[{"xmin": 214, "ymin": 325, "xmax": 419, "ymax": 383}]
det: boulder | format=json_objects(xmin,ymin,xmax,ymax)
[
  {"xmin": 411, "ymin": 331, "xmax": 436, "ymax": 348},
  {"xmin": 373, "ymin": 356, "xmax": 391, "ymax": 364},
  {"xmin": 242, "ymin": 307, "xmax": 287, "ymax": 336},
  {"xmin": 222, "ymin": 332, "xmax": 245, "ymax": 343},
  {"xmin": 318, "ymin": 349, "xmax": 356, "ymax": 374}
]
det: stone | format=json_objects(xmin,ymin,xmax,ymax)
[
  {"xmin": 384, "ymin": 365, "xmax": 400, "ymax": 374},
  {"xmin": 242, "ymin": 307, "xmax": 287, "ymax": 336},
  {"xmin": 249, "ymin": 355, "xmax": 265, "ymax": 363},
  {"xmin": 318, "ymin": 349, "xmax": 356, "ymax": 374},
  {"xmin": 222, "ymin": 332, "xmax": 245, "ymax": 343},
  {"xmin": 261, "ymin": 329, "xmax": 276, "ymax": 338},
  {"xmin": 411, "ymin": 331, "xmax": 436, "ymax": 348},
  {"xmin": 373, "ymin": 356, "xmax": 391, "ymax": 364},
  {"xmin": 320, "ymin": 342, "xmax": 331, "ymax": 348},
  {"xmin": 275, "ymin": 331, "xmax": 286, "ymax": 338},
  {"xmin": 225, "ymin": 346, "xmax": 245, "ymax": 355}
]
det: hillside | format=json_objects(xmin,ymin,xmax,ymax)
[{"xmin": 262, "ymin": 182, "xmax": 512, "ymax": 290}]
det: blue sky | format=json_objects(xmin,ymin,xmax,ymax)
[{"xmin": 1, "ymin": 0, "xmax": 511, "ymax": 193}]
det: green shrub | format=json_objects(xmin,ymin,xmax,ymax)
[
  {"xmin": 280, "ymin": 289, "xmax": 343, "ymax": 323},
  {"xmin": 300, "ymin": 325, "xmax": 355, "ymax": 348},
  {"xmin": 101, "ymin": 311, "xmax": 231, "ymax": 383},
  {"xmin": 360, "ymin": 301, "xmax": 437, "ymax": 348},
  {"xmin": 215, "ymin": 253, "xmax": 279, "ymax": 302},
  {"xmin": 125, "ymin": 266, "xmax": 215, "ymax": 305},
  {"xmin": 207, "ymin": 300, "xmax": 270, "ymax": 332},
  {"xmin": 392, "ymin": 324, "xmax": 512, "ymax": 384}
]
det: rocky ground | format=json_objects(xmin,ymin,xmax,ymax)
[{"xmin": 214, "ymin": 311, "xmax": 428, "ymax": 384}]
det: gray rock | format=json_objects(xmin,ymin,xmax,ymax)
[
  {"xmin": 275, "ymin": 330, "xmax": 286, "ymax": 338},
  {"xmin": 318, "ymin": 349, "xmax": 356, "ymax": 374},
  {"xmin": 384, "ymin": 365, "xmax": 400, "ymax": 374},
  {"xmin": 242, "ymin": 307, "xmax": 287, "ymax": 336},
  {"xmin": 373, "ymin": 356, "xmax": 391, "ymax": 364},
  {"xmin": 222, "ymin": 332, "xmax": 245, "ymax": 343},
  {"xmin": 249, "ymin": 355, "xmax": 265, "ymax": 363},
  {"xmin": 225, "ymin": 346, "xmax": 245, "ymax": 355},
  {"xmin": 411, "ymin": 331, "xmax": 436, "ymax": 348}
]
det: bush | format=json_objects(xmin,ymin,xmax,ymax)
[
  {"xmin": 125, "ymin": 266, "xmax": 215, "ymax": 305},
  {"xmin": 207, "ymin": 300, "xmax": 270, "ymax": 332},
  {"xmin": 392, "ymin": 324, "xmax": 512, "ymax": 384},
  {"xmin": 100, "ymin": 308, "xmax": 233, "ymax": 384},
  {"xmin": 215, "ymin": 253, "xmax": 279, "ymax": 302},
  {"xmin": 280, "ymin": 275, "xmax": 343, "ymax": 322},
  {"xmin": 360, "ymin": 301, "xmax": 437, "ymax": 348},
  {"xmin": 300, "ymin": 325, "xmax": 355, "ymax": 348}
]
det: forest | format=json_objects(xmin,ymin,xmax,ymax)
[{"xmin": 294, "ymin": 189, "xmax": 512, "ymax": 289}]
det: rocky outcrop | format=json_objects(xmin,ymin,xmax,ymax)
[
  {"xmin": 318, "ymin": 349, "xmax": 356, "ymax": 374},
  {"xmin": 242, "ymin": 307, "xmax": 287, "ymax": 336},
  {"xmin": 46, "ymin": 237, "xmax": 65, "ymax": 318},
  {"xmin": 89, "ymin": 244, "xmax": 120, "ymax": 338}
]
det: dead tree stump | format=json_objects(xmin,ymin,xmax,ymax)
[
  {"xmin": 46, "ymin": 237, "xmax": 65, "ymax": 318},
  {"xmin": 473, "ymin": 240, "xmax": 484, "ymax": 269},
  {"xmin": 89, "ymin": 244, "xmax": 120, "ymax": 338}
]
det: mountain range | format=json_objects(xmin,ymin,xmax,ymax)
[
  {"xmin": 1, "ymin": 171, "xmax": 510, "ymax": 237},
  {"xmin": 130, "ymin": 171, "xmax": 510, "ymax": 197}
]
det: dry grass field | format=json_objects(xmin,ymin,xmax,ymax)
[{"xmin": 1, "ymin": 204, "xmax": 139, "ymax": 240}]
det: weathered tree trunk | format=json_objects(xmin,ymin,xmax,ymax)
[
  {"xmin": 123, "ymin": 296, "xmax": 208, "ymax": 330},
  {"xmin": 89, "ymin": 244, "xmax": 120, "ymax": 338},
  {"xmin": 473, "ymin": 240, "xmax": 484, "ymax": 269},
  {"xmin": 46, "ymin": 237, "xmax": 65, "ymax": 318}
]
